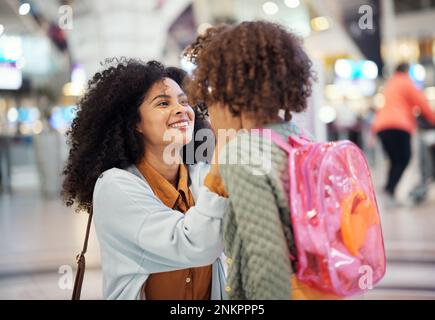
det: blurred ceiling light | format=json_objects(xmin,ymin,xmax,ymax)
[
  {"xmin": 1, "ymin": 36, "xmax": 23, "ymax": 61},
  {"xmin": 29, "ymin": 107, "xmax": 40, "ymax": 121},
  {"xmin": 7, "ymin": 107, "xmax": 18, "ymax": 122},
  {"xmin": 361, "ymin": 60, "xmax": 378, "ymax": 80},
  {"xmin": 318, "ymin": 105, "xmax": 337, "ymax": 124},
  {"xmin": 263, "ymin": 1, "xmax": 279, "ymax": 15},
  {"xmin": 63, "ymin": 82, "xmax": 84, "ymax": 97},
  {"xmin": 411, "ymin": 64, "xmax": 426, "ymax": 82},
  {"xmin": 334, "ymin": 59, "xmax": 353, "ymax": 79},
  {"xmin": 19, "ymin": 3, "xmax": 31, "ymax": 15},
  {"xmin": 396, "ymin": 40, "xmax": 419, "ymax": 62},
  {"xmin": 71, "ymin": 65, "xmax": 86, "ymax": 84},
  {"xmin": 0, "ymin": 24, "xmax": 4, "ymax": 36},
  {"xmin": 19, "ymin": 123, "xmax": 31, "ymax": 135},
  {"xmin": 398, "ymin": 43, "xmax": 411, "ymax": 57},
  {"xmin": 424, "ymin": 87, "xmax": 435, "ymax": 101},
  {"xmin": 0, "ymin": 64, "xmax": 22, "ymax": 90},
  {"xmin": 284, "ymin": 0, "xmax": 300, "ymax": 8},
  {"xmin": 197, "ymin": 23, "xmax": 212, "ymax": 35},
  {"xmin": 32, "ymin": 120, "xmax": 43, "ymax": 134},
  {"xmin": 311, "ymin": 16, "xmax": 330, "ymax": 32}
]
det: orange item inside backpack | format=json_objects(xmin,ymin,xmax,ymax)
[
  {"xmin": 291, "ymin": 275, "xmax": 341, "ymax": 300},
  {"xmin": 340, "ymin": 190, "xmax": 380, "ymax": 256}
]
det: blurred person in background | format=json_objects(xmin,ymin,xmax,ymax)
[
  {"xmin": 62, "ymin": 59, "xmax": 228, "ymax": 300},
  {"xmin": 372, "ymin": 63, "xmax": 435, "ymax": 206}
]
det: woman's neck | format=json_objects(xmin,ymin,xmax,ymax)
[{"xmin": 140, "ymin": 147, "xmax": 181, "ymax": 187}]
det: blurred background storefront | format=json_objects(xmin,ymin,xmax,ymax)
[{"xmin": 1, "ymin": 0, "xmax": 435, "ymax": 299}]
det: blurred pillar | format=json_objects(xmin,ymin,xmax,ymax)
[
  {"xmin": 33, "ymin": 129, "xmax": 63, "ymax": 198},
  {"xmin": 0, "ymin": 136, "xmax": 12, "ymax": 193},
  {"xmin": 307, "ymin": 0, "xmax": 364, "ymax": 59},
  {"xmin": 192, "ymin": 0, "xmax": 237, "ymax": 25},
  {"xmin": 66, "ymin": 0, "xmax": 191, "ymax": 78},
  {"xmin": 340, "ymin": 0, "xmax": 383, "ymax": 73},
  {"xmin": 292, "ymin": 59, "xmax": 327, "ymax": 142},
  {"xmin": 381, "ymin": 0, "xmax": 397, "ymax": 77},
  {"xmin": 192, "ymin": 0, "xmax": 213, "ymax": 27}
]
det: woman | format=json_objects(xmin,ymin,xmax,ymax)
[
  {"xmin": 62, "ymin": 58, "xmax": 228, "ymax": 300},
  {"xmin": 372, "ymin": 63, "xmax": 435, "ymax": 206},
  {"xmin": 184, "ymin": 21, "xmax": 336, "ymax": 299}
]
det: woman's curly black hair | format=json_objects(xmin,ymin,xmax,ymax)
[
  {"xmin": 184, "ymin": 21, "xmax": 316, "ymax": 124},
  {"xmin": 62, "ymin": 58, "xmax": 210, "ymax": 213}
]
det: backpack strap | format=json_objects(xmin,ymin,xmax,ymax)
[
  {"xmin": 260, "ymin": 128, "xmax": 309, "ymax": 153},
  {"xmin": 71, "ymin": 207, "xmax": 93, "ymax": 300},
  {"xmin": 259, "ymin": 128, "xmax": 305, "ymax": 262}
]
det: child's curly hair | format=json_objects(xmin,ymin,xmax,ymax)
[{"xmin": 184, "ymin": 21, "xmax": 315, "ymax": 124}]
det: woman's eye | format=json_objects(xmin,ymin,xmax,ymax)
[
  {"xmin": 180, "ymin": 100, "xmax": 189, "ymax": 106},
  {"xmin": 157, "ymin": 101, "xmax": 169, "ymax": 107}
]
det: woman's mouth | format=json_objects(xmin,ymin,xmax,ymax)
[{"xmin": 169, "ymin": 120, "xmax": 190, "ymax": 129}]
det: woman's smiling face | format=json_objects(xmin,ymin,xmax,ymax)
[{"xmin": 137, "ymin": 77, "xmax": 195, "ymax": 150}]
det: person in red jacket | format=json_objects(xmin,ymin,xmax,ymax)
[{"xmin": 372, "ymin": 63, "xmax": 435, "ymax": 206}]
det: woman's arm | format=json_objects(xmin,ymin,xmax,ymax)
[{"xmin": 93, "ymin": 169, "xmax": 227, "ymax": 271}]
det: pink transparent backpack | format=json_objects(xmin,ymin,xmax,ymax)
[{"xmin": 266, "ymin": 129, "xmax": 386, "ymax": 297}]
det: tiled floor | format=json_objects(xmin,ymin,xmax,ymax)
[
  {"xmin": 0, "ymin": 189, "xmax": 102, "ymax": 299},
  {"xmin": 1, "ymin": 159, "xmax": 435, "ymax": 300}
]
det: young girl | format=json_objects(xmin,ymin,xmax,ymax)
[
  {"xmin": 62, "ymin": 59, "xmax": 228, "ymax": 299},
  {"xmin": 184, "ymin": 21, "xmax": 336, "ymax": 299}
]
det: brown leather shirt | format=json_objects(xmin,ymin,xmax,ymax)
[{"xmin": 137, "ymin": 161, "xmax": 212, "ymax": 300}]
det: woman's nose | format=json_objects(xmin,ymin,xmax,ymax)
[{"xmin": 174, "ymin": 103, "xmax": 188, "ymax": 115}]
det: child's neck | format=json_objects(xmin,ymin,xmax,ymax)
[{"xmin": 241, "ymin": 113, "xmax": 285, "ymax": 130}]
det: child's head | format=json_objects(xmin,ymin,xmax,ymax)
[{"xmin": 184, "ymin": 21, "xmax": 315, "ymax": 129}]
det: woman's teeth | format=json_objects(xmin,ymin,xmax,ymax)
[{"xmin": 169, "ymin": 121, "xmax": 189, "ymax": 128}]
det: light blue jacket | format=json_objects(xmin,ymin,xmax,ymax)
[{"xmin": 92, "ymin": 163, "xmax": 228, "ymax": 299}]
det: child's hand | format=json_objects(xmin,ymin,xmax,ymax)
[
  {"xmin": 210, "ymin": 129, "xmax": 238, "ymax": 176},
  {"xmin": 209, "ymin": 160, "xmax": 220, "ymax": 176}
]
